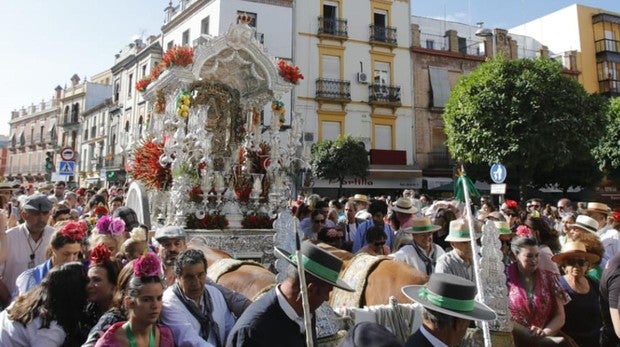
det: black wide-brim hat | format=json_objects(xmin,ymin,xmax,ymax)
[
  {"xmin": 401, "ymin": 273, "xmax": 496, "ymax": 321},
  {"xmin": 275, "ymin": 241, "xmax": 354, "ymax": 292}
]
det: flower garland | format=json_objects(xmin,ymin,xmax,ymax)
[
  {"xmin": 90, "ymin": 243, "xmax": 112, "ymax": 264},
  {"xmin": 186, "ymin": 212, "xmax": 229, "ymax": 229},
  {"xmin": 154, "ymin": 90, "xmax": 166, "ymax": 114},
  {"xmin": 60, "ymin": 220, "xmax": 88, "ymax": 241},
  {"xmin": 277, "ymin": 60, "xmax": 304, "ymax": 84},
  {"xmin": 129, "ymin": 139, "xmax": 173, "ymax": 190},
  {"xmin": 135, "ymin": 46, "xmax": 194, "ymax": 92},
  {"xmin": 241, "ymin": 213, "xmax": 273, "ymax": 229},
  {"xmin": 133, "ymin": 252, "xmax": 162, "ymax": 277},
  {"xmin": 95, "ymin": 215, "xmax": 126, "ymax": 236}
]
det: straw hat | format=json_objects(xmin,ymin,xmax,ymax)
[
  {"xmin": 275, "ymin": 241, "xmax": 354, "ymax": 292},
  {"xmin": 404, "ymin": 217, "xmax": 441, "ymax": 234},
  {"xmin": 551, "ymin": 241, "xmax": 600, "ymax": 265},
  {"xmin": 494, "ymin": 221, "xmax": 512, "ymax": 235},
  {"xmin": 352, "ymin": 194, "xmax": 369, "ymax": 204},
  {"xmin": 569, "ymin": 215, "xmax": 598, "ymax": 234},
  {"xmin": 391, "ymin": 197, "xmax": 418, "ymax": 214},
  {"xmin": 445, "ymin": 219, "xmax": 481, "ymax": 242},
  {"xmin": 586, "ymin": 202, "xmax": 611, "ymax": 215},
  {"xmin": 401, "ymin": 273, "xmax": 497, "ymax": 321}
]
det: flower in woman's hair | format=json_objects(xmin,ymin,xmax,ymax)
[
  {"xmin": 60, "ymin": 220, "xmax": 88, "ymax": 241},
  {"xmin": 516, "ymin": 225, "xmax": 533, "ymax": 238},
  {"xmin": 133, "ymin": 252, "xmax": 162, "ymax": 277},
  {"xmin": 96, "ymin": 215, "xmax": 126, "ymax": 236},
  {"xmin": 93, "ymin": 205, "xmax": 109, "ymax": 216},
  {"xmin": 90, "ymin": 243, "xmax": 112, "ymax": 264},
  {"xmin": 129, "ymin": 227, "xmax": 147, "ymax": 241}
]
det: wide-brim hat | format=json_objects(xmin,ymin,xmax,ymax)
[
  {"xmin": 586, "ymin": 202, "xmax": 611, "ymax": 215},
  {"xmin": 551, "ymin": 241, "xmax": 600, "ymax": 265},
  {"xmin": 445, "ymin": 219, "xmax": 481, "ymax": 242},
  {"xmin": 154, "ymin": 225, "xmax": 187, "ymax": 241},
  {"xmin": 391, "ymin": 197, "xmax": 418, "ymax": 214},
  {"xmin": 352, "ymin": 194, "xmax": 369, "ymax": 204},
  {"xmin": 404, "ymin": 217, "xmax": 441, "ymax": 234},
  {"xmin": 0, "ymin": 182, "xmax": 17, "ymax": 191},
  {"xmin": 494, "ymin": 221, "xmax": 512, "ymax": 235},
  {"xmin": 274, "ymin": 241, "xmax": 354, "ymax": 292},
  {"xmin": 569, "ymin": 215, "xmax": 598, "ymax": 234},
  {"xmin": 402, "ymin": 273, "xmax": 496, "ymax": 321}
]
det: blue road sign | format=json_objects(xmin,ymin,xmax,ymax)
[
  {"xmin": 490, "ymin": 163, "xmax": 507, "ymax": 184},
  {"xmin": 58, "ymin": 161, "xmax": 75, "ymax": 176}
]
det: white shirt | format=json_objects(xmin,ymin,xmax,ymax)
[
  {"xmin": 420, "ymin": 325, "xmax": 449, "ymax": 347},
  {"xmin": 390, "ymin": 243, "xmax": 445, "ymax": 275},
  {"xmin": 161, "ymin": 284, "xmax": 236, "ymax": 347},
  {"xmin": 0, "ymin": 224, "xmax": 54, "ymax": 296},
  {"xmin": 0, "ymin": 309, "xmax": 65, "ymax": 347}
]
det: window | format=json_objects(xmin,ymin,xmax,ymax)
[
  {"xmin": 128, "ymin": 74, "xmax": 133, "ymax": 98},
  {"xmin": 201, "ymin": 16, "xmax": 210, "ymax": 35},
  {"xmin": 237, "ymin": 11, "xmax": 257, "ymax": 27},
  {"xmin": 373, "ymin": 11, "xmax": 387, "ymax": 41},
  {"xmin": 321, "ymin": 121, "xmax": 341, "ymax": 141},
  {"xmin": 182, "ymin": 29, "xmax": 190, "ymax": 46},
  {"xmin": 428, "ymin": 66, "xmax": 450, "ymax": 107},
  {"xmin": 167, "ymin": 40, "xmax": 174, "ymax": 50},
  {"xmin": 114, "ymin": 80, "xmax": 120, "ymax": 103},
  {"xmin": 323, "ymin": 2, "xmax": 338, "ymax": 34},
  {"xmin": 322, "ymin": 55, "xmax": 340, "ymax": 79},
  {"xmin": 374, "ymin": 62, "xmax": 390, "ymax": 86},
  {"xmin": 141, "ymin": 64, "xmax": 147, "ymax": 78},
  {"xmin": 425, "ymin": 40, "xmax": 434, "ymax": 50},
  {"xmin": 374, "ymin": 125, "xmax": 392, "ymax": 149}
]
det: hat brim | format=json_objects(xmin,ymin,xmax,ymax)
[
  {"xmin": 391, "ymin": 206, "xmax": 418, "ymax": 214},
  {"xmin": 586, "ymin": 208, "xmax": 610, "ymax": 215},
  {"xmin": 274, "ymin": 247, "xmax": 354, "ymax": 292},
  {"xmin": 551, "ymin": 250, "xmax": 600, "ymax": 265},
  {"xmin": 445, "ymin": 233, "xmax": 481, "ymax": 243},
  {"xmin": 568, "ymin": 223, "xmax": 597, "ymax": 234},
  {"xmin": 402, "ymin": 285, "xmax": 496, "ymax": 321},
  {"xmin": 404, "ymin": 225, "xmax": 442, "ymax": 234}
]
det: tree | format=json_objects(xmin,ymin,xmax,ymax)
[
  {"xmin": 310, "ymin": 135, "xmax": 369, "ymax": 197},
  {"xmin": 443, "ymin": 56, "xmax": 606, "ymax": 199},
  {"xmin": 593, "ymin": 97, "xmax": 620, "ymax": 179}
]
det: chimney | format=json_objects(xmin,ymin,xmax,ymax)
[
  {"xmin": 40, "ymin": 99, "xmax": 46, "ymax": 111},
  {"xmin": 70, "ymin": 74, "xmax": 81, "ymax": 86},
  {"xmin": 445, "ymin": 30, "xmax": 459, "ymax": 53},
  {"xmin": 11, "ymin": 110, "xmax": 19, "ymax": 119},
  {"xmin": 411, "ymin": 24, "xmax": 420, "ymax": 47},
  {"xmin": 54, "ymin": 85, "xmax": 62, "ymax": 106}
]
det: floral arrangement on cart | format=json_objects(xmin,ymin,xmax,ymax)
[{"xmin": 128, "ymin": 21, "xmax": 303, "ymax": 230}]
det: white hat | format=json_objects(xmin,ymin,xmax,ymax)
[{"xmin": 569, "ymin": 215, "xmax": 598, "ymax": 234}]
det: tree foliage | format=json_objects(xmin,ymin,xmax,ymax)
[
  {"xmin": 310, "ymin": 135, "xmax": 369, "ymax": 197},
  {"xmin": 593, "ymin": 97, "xmax": 620, "ymax": 174},
  {"xmin": 443, "ymin": 56, "xmax": 606, "ymax": 197}
]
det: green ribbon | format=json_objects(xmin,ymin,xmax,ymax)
[
  {"xmin": 448, "ymin": 230, "xmax": 471, "ymax": 239},
  {"xmin": 290, "ymin": 253, "xmax": 338, "ymax": 283},
  {"xmin": 411, "ymin": 224, "xmax": 437, "ymax": 232},
  {"xmin": 419, "ymin": 287, "xmax": 475, "ymax": 311},
  {"xmin": 454, "ymin": 173, "xmax": 480, "ymax": 203}
]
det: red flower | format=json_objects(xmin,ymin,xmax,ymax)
[
  {"xmin": 90, "ymin": 243, "xmax": 112, "ymax": 264},
  {"xmin": 135, "ymin": 77, "xmax": 152, "ymax": 92},
  {"xmin": 277, "ymin": 60, "xmax": 304, "ymax": 84},
  {"xmin": 129, "ymin": 140, "xmax": 173, "ymax": 190},
  {"xmin": 133, "ymin": 252, "xmax": 162, "ymax": 277},
  {"xmin": 162, "ymin": 46, "xmax": 194, "ymax": 68},
  {"xmin": 93, "ymin": 205, "xmax": 109, "ymax": 216},
  {"xmin": 60, "ymin": 220, "xmax": 87, "ymax": 241}
]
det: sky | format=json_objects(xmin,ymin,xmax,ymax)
[{"xmin": 1, "ymin": 1, "xmax": 620, "ymax": 137}]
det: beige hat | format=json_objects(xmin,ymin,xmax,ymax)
[
  {"xmin": 569, "ymin": 215, "xmax": 599, "ymax": 234},
  {"xmin": 586, "ymin": 202, "xmax": 611, "ymax": 215},
  {"xmin": 404, "ymin": 217, "xmax": 441, "ymax": 234},
  {"xmin": 494, "ymin": 221, "xmax": 512, "ymax": 235},
  {"xmin": 391, "ymin": 197, "xmax": 418, "ymax": 214},
  {"xmin": 445, "ymin": 219, "xmax": 481, "ymax": 242},
  {"xmin": 352, "ymin": 194, "xmax": 369, "ymax": 204},
  {"xmin": 551, "ymin": 241, "xmax": 600, "ymax": 265}
]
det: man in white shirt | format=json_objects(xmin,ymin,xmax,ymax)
[
  {"xmin": 161, "ymin": 249, "xmax": 236, "ymax": 347},
  {"xmin": 390, "ymin": 217, "xmax": 445, "ymax": 276},
  {"xmin": 0, "ymin": 194, "xmax": 54, "ymax": 301}
]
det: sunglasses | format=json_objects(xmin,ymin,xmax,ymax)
[
  {"xmin": 566, "ymin": 258, "xmax": 588, "ymax": 267},
  {"xmin": 313, "ymin": 219, "xmax": 325, "ymax": 224},
  {"xmin": 373, "ymin": 241, "xmax": 386, "ymax": 247},
  {"xmin": 529, "ymin": 204, "xmax": 541, "ymax": 209}
]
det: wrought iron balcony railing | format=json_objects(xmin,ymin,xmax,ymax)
[
  {"xmin": 318, "ymin": 17, "xmax": 348, "ymax": 39},
  {"xmin": 315, "ymin": 79, "xmax": 351, "ymax": 103},
  {"xmin": 368, "ymin": 84, "xmax": 401, "ymax": 106},
  {"xmin": 369, "ymin": 25, "xmax": 397, "ymax": 46}
]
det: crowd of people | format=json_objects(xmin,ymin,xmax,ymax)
[{"xmin": 0, "ymin": 179, "xmax": 619, "ymax": 346}]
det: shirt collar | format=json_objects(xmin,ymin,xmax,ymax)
[
  {"xmin": 276, "ymin": 284, "xmax": 309, "ymax": 333},
  {"xmin": 420, "ymin": 325, "xmax": 448, "ymax": 347}
]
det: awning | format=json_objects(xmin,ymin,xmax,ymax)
[
  {"xmin": 368, "ymin": 165, "xmax": 422, "ymax": 179},
  {"xmin": 8, "ymin": 133, "xmax": 14, "ymax": 143},
  {"xmin": 429, "ymin": 66, "xmax": 450, "ymax": 107},
  {"xmin": 17, "ymin": 130, "xmax": 24, "ymax": 143},
  {"xmin": 47, "ymin": 119, "xmax": 56, "ymax": 135}
]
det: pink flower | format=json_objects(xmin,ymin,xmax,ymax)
[
  {"xmin": 96, "ymin": 215, "xmax": 111, "ymax": 234},
  {"xmin": 110, "ymin": 218, "xmax": 126, "ymax": 236},
  {"xmin": 133, "ymin": 252, "xmax": 162, "ymax": 277},
  {"xmin": 516, "ymin": 225, "xmax": 533, "ymax": 238}
]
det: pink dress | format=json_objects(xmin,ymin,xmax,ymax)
[{"xmin": 94, "ymin": 321, "xmax": 175, "ymax": 347}]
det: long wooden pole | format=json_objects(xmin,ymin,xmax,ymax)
[
  {"xmin": 294, "ymin": 221, "xmax": 314, "ymax": 347},
  {"xmin": 461, "ymin": 167, "xmax": 491, "ymax": 347}
]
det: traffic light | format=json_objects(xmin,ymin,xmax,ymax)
[
  {"xmin": 45, "ymin": 151, "xmax": 55, "ymax": 173},
  {"xmin": 107, "ymin": 171, "xmax": 117, "ymax": 180}
]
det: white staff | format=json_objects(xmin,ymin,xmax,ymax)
[{"xmin": 294, "ymin": 222, "xmax": 314, "ymax": 347}]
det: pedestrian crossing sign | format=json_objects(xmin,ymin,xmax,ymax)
[{"xmin": 58, "ymin": 161, "xmax": 75, "ymax": 175}]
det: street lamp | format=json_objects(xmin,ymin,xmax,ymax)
[{"xmin": 475, "ymin": 26, "xmax": 495, "ymax": 57}]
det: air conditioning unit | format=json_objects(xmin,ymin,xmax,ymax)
[{"xmin": 357, "ymin": 72, "xmax": 368, "ymax": 84}]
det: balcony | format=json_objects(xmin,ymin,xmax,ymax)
[
  {"xmin": 368, "ymin": 84, "xmax": 401, "ymax": 108},
  {"xmin": 369, "ymin": 25, "xmax": 397, "ymax": 48},
  {"xmin": 595, "ymin": 38, "xmax": 620, "ymax": 54},
  {"xmin": 428, "ymin": 149, "xmax": 455, "ymax": 168},
  {"xmin": 104, "ymin": 155, "xmax": 125, "ymax": 170},
  {"xmin": 599, "ymin": 79, "xmax": 620, "ymax": 97},
  {"xmin": 315, "ymin": 79, "xmax": 351, "ymax": 104},
  {"xmin": 60, "ymin": 114, "xmax": 80, "ymax": 127},
  {"xmin": 317, "ymin": 17, "xmax": 348, "ymax": 40}
]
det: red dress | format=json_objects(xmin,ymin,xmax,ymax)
[{"xmin": 94, "ymin": 321, "xmax": 175, "ymax": 347}]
